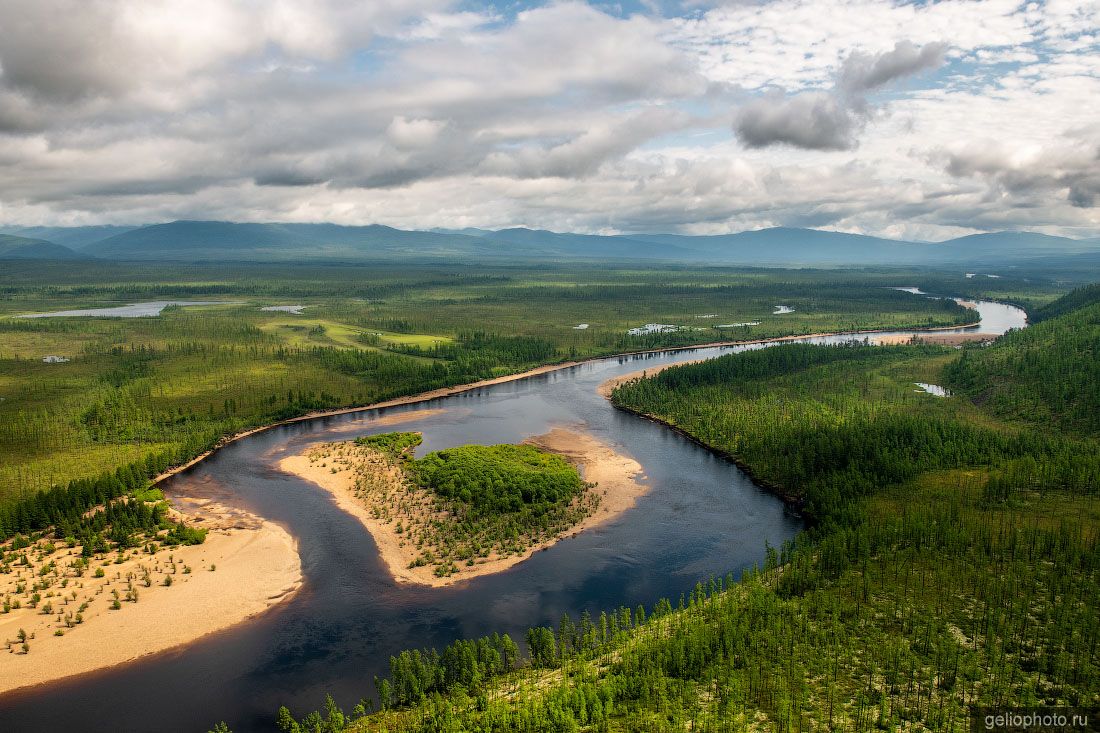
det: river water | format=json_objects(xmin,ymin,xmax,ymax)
[{"xmin": 0, "ymin": 299, "xmax": 1026, "ymax": 732}]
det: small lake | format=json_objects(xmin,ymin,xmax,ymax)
[
  {"xmin": 16, "ymin": 301, "xmax": 237, "ymax": 318},
  {"xmin": 261, "ymin": 305, "xmax": 307, "ymax": 314},
  {"xmin": 0, "ymin": 296, "xmax": 1027, "ymax": 733}
]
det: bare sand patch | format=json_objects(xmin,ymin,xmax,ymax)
[
  {"xmin": 523, "ymin": 428, "xmax": 649, "ymax": 533},
  {"xmin": 871, "ymin": 332, "xmax": 994, "ymax": 346},
  {"xmin": 278, "ymin": 429, "xmax": 646, "ymax": 588},
  {"xmin": 0, "ymin": 504, "xmax": 301, "ymax": 696},
  {"xmin": 915, "ymin": 332, "xmax": 995, "ymax": 346},
  {"xmin": 871, "ymin": 334, "xmax": 916, "ymax": 346},
  {"xmin": 363, "ymin": 407, "xmax": 448, "ymax": 426}
]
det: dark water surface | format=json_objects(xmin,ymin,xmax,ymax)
[{"xmin": 0, "ymin": 300, "xmax": 1025, "ymax": 732}]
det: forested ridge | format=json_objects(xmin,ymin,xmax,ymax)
[
  {"xmin": 945, "ymin": 285, "xmax": 1100, "ymax": 434},
  {"xmin": 612, "ymin": 342, "xmax": 1100, "ymax": 528},
  {"xmin": 265, "ymin": 286, "xmax": 1100, "ymax": 733}
]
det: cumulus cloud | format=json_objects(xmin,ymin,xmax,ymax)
[
  {"xmin": 386, "ymin": 117, "xmax": 448, "ymax": 150},
  {"xmin": 0, "ymin": 0, "xmax": 1097, "ymax": 239},
  {"xmin": 480, "ymin": 108, "xmax": 691, "ymax": 178},
  {"xmin": 734, "ymin": 40, "xmax": 947, "ymax": 151},
  {"xmin": 941, "ymin": 130, "xmax": 1100, "ymax": 210},
  {"xmin": 736, "ymin": 92, "xmax": 858, "ymax": 151},
  {"xmin": 839, "ymin": 41, "xmax": 948, "ymax": 94}
]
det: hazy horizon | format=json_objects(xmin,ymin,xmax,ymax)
[{"xmin": 5, "ymin": 219, "xmax": 1100, "ymax": 246}]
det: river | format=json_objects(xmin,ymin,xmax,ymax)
[{"xmin": 0, "ymin": 298, "xmax": 1026, "ymax": 732}]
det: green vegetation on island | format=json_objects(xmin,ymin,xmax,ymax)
[
  {"xmin": 341, "ymin": 433, "xmax": 590, "ymax": 578},
  {"xmin": 410, "ymin": 442, "xmax": 586, "ymax": 517}
]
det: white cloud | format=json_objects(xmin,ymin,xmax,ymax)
[
  {"xmin": 386, "ymin": 117, "xmax": 448, "ymax": 149},
  {"xmin": 0, "ymin": 0, "xmax": 1096, "ymax": 239}
]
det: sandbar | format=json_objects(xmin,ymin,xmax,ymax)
[
  {"xmin": 0, "ymin": 500, "xmax": 301, "ymax": 696},
  {"xmin": 278, "ymin": 428, "xmax": 646, "ymax": 587}
]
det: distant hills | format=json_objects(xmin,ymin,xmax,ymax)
[
  {"xmin": 2, "ymin": 225, "xmax": 138, "ymax": 249},
  {"xmin": 1, "ymin": 220, "xmax": 1097, "ymax": 267},
  {"xmin": 80, "ymin": 222, "xmax": 530, "ymax": 261},
  {"xmin": 0, "ymin": 233, "xmax": 84, "ymax": 260}
]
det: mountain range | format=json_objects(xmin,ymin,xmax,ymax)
[{"xmin": 1, "ymin": 220, "xmax": 1097, "ymax": 267}]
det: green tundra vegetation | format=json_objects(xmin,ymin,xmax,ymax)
[
  {"xmin": 348, "ymin": 432, "xmax": 590, "ymax": 577},
  {"xmin": 270, "ymin": 284, "xmax": 1100, "ymax": 732},
  {"xmin": 0, "ymin": 260, "xmax": 984, "ymax": 507},
  {"xmin": 2, "ymin": 257, "xmax": 1092, "ymax": 731}
]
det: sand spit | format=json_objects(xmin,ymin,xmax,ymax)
[
  {"xmin": 597, "ymin": 361, "xmax": 706, "ymax": 398},
  {"xmin": 278, "ymin": 428, "xmax": 646, "ymax": 588},
  {"xmin": 0, "ymin": 502, "xmax": 301, "ymax": 696},
  {"xmin": 871, "ymin": 332, "xmax": 995, "ymax": 346}
]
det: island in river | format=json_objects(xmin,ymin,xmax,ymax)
[{"xmin": 279, "ymin": 427, "xmax": 647, "ymax": 587}]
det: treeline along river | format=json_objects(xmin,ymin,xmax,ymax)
[{"xmin": 0, "ymin": 297, "xmax": 1026, "ymax": 733}]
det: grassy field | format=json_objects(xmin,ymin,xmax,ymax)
[{"xmin": 0, "ymin": 261, "xmax": 994, "ymax": 504}]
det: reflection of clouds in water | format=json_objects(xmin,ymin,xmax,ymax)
[
  {"xmin": 486, "ymin": 590, "xmax": 543, "ymax": 622},
  {"xmin": 914, "ymin": 382, "xmax": 950, "ymax": 397}
]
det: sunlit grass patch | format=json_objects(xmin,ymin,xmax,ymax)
[{"xmin": 372, "ymin": 331, "xmax": 453, "ymax": 347}]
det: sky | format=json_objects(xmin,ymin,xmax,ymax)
[{"xmin": 0, "ymin": 0, "xmax": 1097, "ymax": 240}]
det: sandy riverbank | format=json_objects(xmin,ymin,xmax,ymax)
[
  {"xmin": 871, "ymin": 332, "xmax": 995, "ymax": 346},
  {"xmin": 597, "ymin": 361, "xmax": 703, "ymax": 398},
  {"xmin": 279, "ymin": 428, "xmax": 646, "ymax": 587},
  {"xmin": 0, "ymin": 499, "xmax": 301, "ymax": 696}
]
